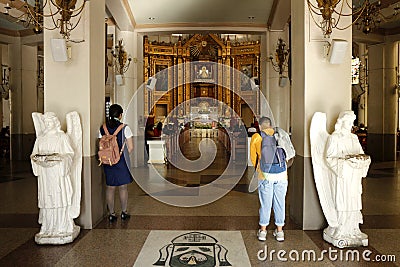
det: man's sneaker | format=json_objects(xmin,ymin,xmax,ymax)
[
  {"xmin": 257, "ymin": 229, "xmax": 267, "ymax": 241},
  {"xmin": 273, "ymin": 229, "xmax": 284, "ymax": 242}
]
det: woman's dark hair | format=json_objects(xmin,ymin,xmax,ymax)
[{"xmin": 107, "ymin": 104, "xmax": 123, "ymax": 128}]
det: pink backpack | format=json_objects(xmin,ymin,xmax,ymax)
[{"xmin": 98, "ymin": 124, "xmax": 126, "ymax": 166}]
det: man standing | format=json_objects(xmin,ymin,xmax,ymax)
[{"xmin": 250, "ymin": 117, "xmax": 291, "ymax": 242}]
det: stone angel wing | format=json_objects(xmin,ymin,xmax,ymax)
[
  {"xmin": 66, "ymin": 111, "xmax": 82, "ymax": 219},
  {"xmin": 310, "ymin": 112, "xmax": 338, "ymax": 227},
  {"xmin": 32, "ymin": 112, "xmax": 45, "ymax": 137}
]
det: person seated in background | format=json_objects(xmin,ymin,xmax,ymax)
[
  {"xmin": 145, "ymin": 124, "xmax": 155, "ymax": 138},
  {"xmin": 248, "ymin": 123, "xmax": 257, "ymax": 137},
  {"xmin": 355, "ymin": 123, "xmax": 367, "ymax": 152},
  {"xmin": 153, "ymin": 122, "xmax": 163, "ymax": 137},
  {"xmin": 253, "ymin": 121, "xmax": 260, "ymax": 133},
  {"xmin": 0, "ymin": 127, "xmax": 10, "ymax": 158},
  {"xmin": 356, "ymin": 123, "xmax": 367, "ymax": 134}
]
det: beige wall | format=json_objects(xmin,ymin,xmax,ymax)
[
  {"xmin": 290, "ymin": 0, "xmax": 352, "ymax": 230},
  {"xmin": 21, "ymin": 45, "xmax": 37, "ymax": 134},
  {"xmin": 267, "ymin": 29, "xmax": 291, "ymax": 132},
  {"xmin": 44, "ymin": 0, "xmax": 105, "ymax": 157},
  {"xmin": 43, "ymin": 0, "xmax": 106, "ymax": 229},
  {"xmin": 291, "ymin": 0, "xmax": 352, "ymax": 157}
]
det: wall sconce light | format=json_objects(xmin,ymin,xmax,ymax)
[
  {"xmin": 269, "ymin": 38, "xmax": 290, "ymax": 77},
  {"xmin": 2, "ymin": 0, "xmax": 87, "ymax": 38},
  {"xmin": 1, "ymin": 65, "xmax": 11, "ymax": 100},
  {"xmin": 111, "ymin": 39, "xmax": 132, "ymax": 76}
]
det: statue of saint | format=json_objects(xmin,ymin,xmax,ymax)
[
  {"xmin": 31, "ymin": 111, "xmax": 82, "ymax": 245},
  {"xmin": 310, "ymin": 111, "xmax": 371, "ymax": 248}
]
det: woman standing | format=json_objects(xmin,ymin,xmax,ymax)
[{"xmin": 99, "ymin": 104, "xmax": 134, "ymax": 222}]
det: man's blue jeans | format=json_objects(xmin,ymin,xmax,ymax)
[{"xmin": 258, "ymin": 179, "xmax": 288, "ymax": 227}]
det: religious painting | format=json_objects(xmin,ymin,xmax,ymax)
[
  {"xmin": 240, "ymin": 64, "xmax": 253, "ymax": 91},
  {"xmin": 193, "ymin": 62, "xmax": 214, "ymax": 82},
  {"xmin": 155, "ymin": 64, "xmax": 169, "ymax": 91}
]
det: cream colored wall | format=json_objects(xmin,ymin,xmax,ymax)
[
  {"xmin": 8, "ymin": 39, "xmax": 22, "ymax": 135},
  {"xmin": 21, "ymin": 45, "xmax": 37, "ymax": 134},
  {"xmin": 44, "ymin": 0, "xmax": 105, "ymax": 157},
  {"xmin": 357, "ymin": 42, "xmax": 368, "ymax": 126},
  {"xmin": 291, "ymin": 0, "xmax": 352, "ymax": 157},
  {"xmin": 267, "ymin": 30, "xmax": 291, "ymax": 132}
]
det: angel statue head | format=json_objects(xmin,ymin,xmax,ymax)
[
  {"xmin": 43, "ymin": 112, "xmax": 62, "ymax": 133},
  {"xmin": 334, "ymin": 110, "xmax": 356, "ymax": 133}
]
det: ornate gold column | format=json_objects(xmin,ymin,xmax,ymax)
[
  {"xmin": 144, "ymin": 36, "xmax": 150, "ymax": 116},
  {"xmin": 224, "ymin": 37, "xmax": 232, "ymax": 108},
  {"xmin": 184, "ymin": 57, "xmax": 191, "ymax": 114}
]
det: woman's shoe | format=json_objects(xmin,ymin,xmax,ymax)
[
  {"xmin": 109, "ymin": 213, "xmax": 117, "ymax": 223},
  {"xmin": 121, "ymin": 211, "xmax": 131, "ymax": 220}
]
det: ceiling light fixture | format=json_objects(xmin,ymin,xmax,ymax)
[
  {"xmin": 307, "ymin": 0, "xmax": 366, "ymax": 37},
  {"xmin": 354, "ymin": 0, "xmax": 400, "ymax": 34},
  {"xmin": 2, "ymin": 0, "xmax": 87, "ymax": 39}
]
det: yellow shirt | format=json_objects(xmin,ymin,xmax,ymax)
[{"xmin": 250, "ymin": 128, "xmax": 288, "ymax": 181}]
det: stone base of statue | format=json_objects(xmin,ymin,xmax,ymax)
[
  {"xmin": 323, "ymin": 227, "xmax": 368, "ymax": 248},
  {"xmin": 35, "ymin": 225, "xmax": 80, "ymax": 245}
]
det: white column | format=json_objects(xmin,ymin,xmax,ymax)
[
  {"xmin": 44, "ymin": 0, "xmax": 105, "ymax": 229},
  {"xmin": 368, "ymin": 43, "xmax": 398, "ymax": 161},
  {"xmin": 290, "ymin": 0, "xmax": 352, "ymax": 230}
]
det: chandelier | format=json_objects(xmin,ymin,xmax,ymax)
[
  {"xmin": 307, "ymin": 0, "xmax": 400, "ymax": 37},
  {"xmin": 269, "ymin": 38, "xmax": 290, "ymax": 77},
  {"xmin": 2, "ymin": 0, "xmax": 87, "ymax": 38},
  {"xmin": 110, "ymin": 39, "xmax": 132, "ymax": 76},
  {"xmin": 307, "ymin": 0, "xmax": 366, "ymax": 37},
  {"xmin": 354, "ymin": 1, "xmax": 400, "ymax": 34}
]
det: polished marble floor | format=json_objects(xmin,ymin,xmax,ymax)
[{"xmin": 0, "ymin": 138, "xmax": 399, "ymax": 266}]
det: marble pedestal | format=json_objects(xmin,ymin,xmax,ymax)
[
  {"xmin": 323, "ymin": 227, "xmax": 368, "ymax": 248},
  {"xmin": 147, "ymin": 140, "xmax": 165, "ymax": 164},
  {"xmin": 35, "ymin": 225, "xmax": 80, "ymax": 245}
]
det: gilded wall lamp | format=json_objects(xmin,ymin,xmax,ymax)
[
  {"xmin": 2, "ymin": 0, "xmax": 87, "ymax": 38},
  {"xmin": 269, "ymin": 38, "xmax": 290, "ymax": 87},
  {"xmin": 1, "ymin": 65, "xmax": 11, "ymax": 100},
  {"xmin": 269, "ymin": 38, "xmax": 290, "ymax": 77},
  {"xmin": 111, "ymin": 39, "xmax": 132, "ymax": 76}
]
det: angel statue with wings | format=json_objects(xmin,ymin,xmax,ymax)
[
  {"xmin": 310, "ymin": 111, "xmax": 371, "ymax": 248},
  {"xmin": 31, "ymin": 111, "xmax": 82, "ymax": 245}
]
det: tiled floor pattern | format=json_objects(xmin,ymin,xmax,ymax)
[{"xmin": 133, "ymin": 231, "xmax": 251, "ymax": 266}]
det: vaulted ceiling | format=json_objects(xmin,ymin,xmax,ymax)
[{"xmin": 1, "ymin": 0, "xmax": 400, "ymax": 42}]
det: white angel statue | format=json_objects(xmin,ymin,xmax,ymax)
[
  {"xmin": 310, "ymin": 111, "xmax": 371, "ymax": 248},
  {"xmin": 31, "ymin": 111, "xmax": 82, "ymax": 245}
]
